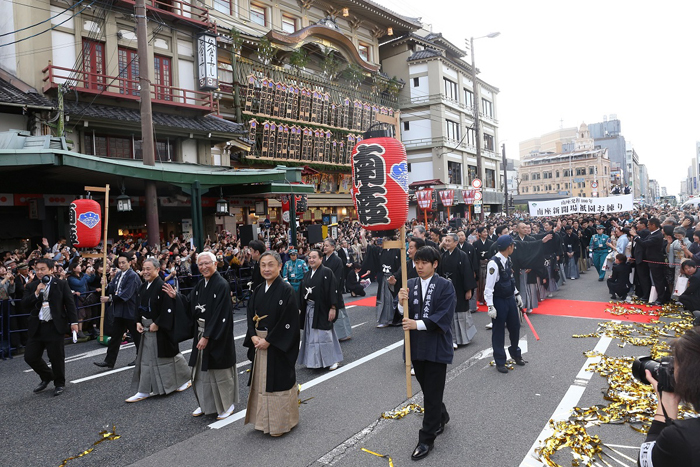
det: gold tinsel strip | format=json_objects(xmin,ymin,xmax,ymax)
[
  {"xmin": 361, "ymin": 448, "xmax": 395, "ymax": 466},
  {"xmin": 381, "ymin": 403, "xmax": 424, "ymax": 420},
  {"xmin": 58, "ymin": 425, "xmax": 121, "ymax": 467}
]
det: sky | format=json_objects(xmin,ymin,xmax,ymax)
[{"xmin": 374, "ymin": 0, "xmax": 700, "ymax": 195}]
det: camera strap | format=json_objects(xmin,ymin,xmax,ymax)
[{"xmin": 658, "ymin": 391, "xmax": 673, "ymax": 424}]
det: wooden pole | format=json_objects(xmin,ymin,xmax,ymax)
[
  {"xmin": 424, "ymin": 209, "xmax": 428, "ymax": 230},
  {"xmin": 399, "ymin": 226, "xmax": 411, "ymax": 398},
  {"xmin": 86, "ymin": 185, "xmax": 110, "ymax": 344}
]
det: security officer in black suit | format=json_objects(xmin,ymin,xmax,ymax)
[
  {"xmin": 640, "ymin": 218, "xmax": 669, "ymax": 305},
  {"xmin": 22, "ymin": 258, "xmax": 79, "ymax": 396}
]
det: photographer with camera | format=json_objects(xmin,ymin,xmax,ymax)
[{"xmin": 636, "ymin": 327, "xmax": 700, "ymax": 466}]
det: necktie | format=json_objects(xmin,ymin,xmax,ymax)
[{"xmin": 116, "ymin": 271, "xmax": 124, "ymax": 295}]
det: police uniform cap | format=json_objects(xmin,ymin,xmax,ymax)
[
  {"xmin": 289, "ymin": 249, "xmax": 298, "ymax": 255},
  {"xmin": 596, "ymin": 225, "xmax": 605, "ymax": 230},
  {"xmin": 496, "ymin": 235, "xmax": 514, "ymax": 251}
]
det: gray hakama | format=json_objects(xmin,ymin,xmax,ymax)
[
  {"xmin": 518, "ymin": 270, "xmax": 539, "ymax": 311},
  {"xmin": 132, "ymin": 318, "xmax": 190, "ymax": 395},
  {"xmin": 333, "ymin": 307, "xmax": 352, "ymax": 340},
  {"xmin": 452, "ymin": 311, "xmax": 477, "ymax": 345},
  {"xmin": 376, "ymin": 273, "xmax": 395, "ymax": 325},
  {"xmin": 297, "ymin": 301, "xmax": 343, "ymax": 368},
  {"xmin": 192, "ymin": 318, "xmax": 239, "ymax": 415},
  {"xmin": 245, "ymin": 330, "xmax": 299, "ymax": 436},
  {"xmin": 545, "ymin": 260, "xmax": 559, "ymax": 294},
  {"xmin": 565, "ymin": 256, "xmax": 580, "ymax": 279}
]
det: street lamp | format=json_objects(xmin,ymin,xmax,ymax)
[
  {"xmin": 116, "ymin": 183, "xmax": 132, "ymax": 212},
  {"xmin": 467, "ymin": 32, "xmax": 500, "ymax": 221},
  {"xmin": 216, "ymin": 187, "xmax": 229, "ymax": 216}
]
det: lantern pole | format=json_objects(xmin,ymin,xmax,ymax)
[{"xmin": 84, "ymin": 184, "xmax": 110, "ymax": 345}]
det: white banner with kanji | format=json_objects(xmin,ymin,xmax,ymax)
[{"xmin": 528, "ymin": 194, "xmax": 634, "ymax": 217}]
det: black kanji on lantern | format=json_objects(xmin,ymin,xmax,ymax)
[{"xmin": 353, "ymin": 143, "xmax": 390, "ymax": 225}]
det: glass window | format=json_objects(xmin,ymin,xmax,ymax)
[
  {"xmin": 214, "ymin": 0, "xmax": 231, "ymax": 14},
  {"xmin": 483, "ymin": 134, "xmax": 494, "ymax": 151},
  {"xmin": 465, "ymin": 127, "xmax": 476, "ymax": 146},
  {"xmin": 481, "ymin": 98, "xmax": 493, "ymax": 117},
  {"xmin": 154, "ymin": 55, "xmax": 172, "ymax": 101},
  {"xmin": 446, "ymin": 120, "xmax": 460, "ymax": 141},
  {"xmin": 358, "ymin": 43, "xmax": 370, "ymax": 61},
  {"xmin": 403, "ymin": 121, "xmax": 410, "ymax": 131},
  {"xmin": 485, "ymin": 169, "xmax": 495, "ymax": 188},
  {"xmin": 463, "ymin": 89, "xmax": 473, "ymax": 108},
  {"xmin": 118, "ymin": 47, "xmax": 139, "ymax": 96},
  {"xmin": 448, "ymin": 161, "xmax": 462, "ymax": 185},
  {"xmin": 250, "ymin": 4, "xmax": 266, "ymax": 26},
  {"xmin": 467, "ymin": 165, "xmax": 477, "ymax": 183},
  {"xmin": 413, "ymin": 77, "xmax": 420, "ymax": 87},
  {"xmin": 282, "ymin": 15, "xmax": 297, "ymax": 33},
  {"xmin": 443, "ymin": 78, "xmax": 458, "ymax": 101}
]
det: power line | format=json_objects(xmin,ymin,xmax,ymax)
[
  {"xmin": 0, "ymin": 0, "xmax": 86, "ymax": 38},
  {"xmin": 0, "ymin": 0, "xmax": 100, "ymax": 48}
]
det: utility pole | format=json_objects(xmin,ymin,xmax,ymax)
[
  {"xmin": 135, "ymin": 0, "xmax": 160, "ymax": 246},
  {"xmin": 470, "ymin": 36, "xmax": 484, "ymax": 222},
  {"xmin": 502, "ymin": 143, "xmax": 508, "ymax": 216}
]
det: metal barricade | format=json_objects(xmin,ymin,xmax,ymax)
[
  {"xmin": 5, "ymin": 297, "xmax": 28, "ymax": 359},
  {"xmin": 0, "ymin": 299, "xmax": 7, "ymax": 360}
]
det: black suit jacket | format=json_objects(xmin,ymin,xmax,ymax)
[
  {"xmin": 22, "ymin": 277, "xmax": 78, "ymax": 336},
  {"xmin": 641, "ymin": 229, "xmax": 665, "ymax": 263}
]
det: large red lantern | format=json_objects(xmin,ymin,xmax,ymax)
[
  {"xmin": 351, "ymin": 136, "xmax": 408, "ymax": 231},
  {"xmin": 439, "ymin": 189, "xmax": 455, "ymax": 219},
  {"xmin": 416, "ymin": 188, "xmax": 434, "ymax": 228},
  {"xmin": 69, "ymin": 199, "xmax": 102, "ymax": 248}
]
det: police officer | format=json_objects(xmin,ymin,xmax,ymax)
[
  {"xmin": 282, "ymin": 249, "xmax": 308, "ymax": 293},
  {"xmin": 591, "ymin": 225, "xmax": 611, "ymax": 281},
  {"xmin": 484, "ymin": 235, "xmax": 527, "ymax": 374}
]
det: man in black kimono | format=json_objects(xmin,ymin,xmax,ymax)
[
  {"xmin": 323, "ymin": 239, "xmax": 351, "ymax": 341},
  {"xmin": 390, "ymin": 237, "xmax": 425, "ymax": 289},
  {"xmin": 297, "ymin": 250, "xmax": 343, "ymax": 370},
  {"xmin": 128, "ymin": 258, "xmax": 190, "ymax": 402},
  {"xmin": 398, "ymin": 246, "xmax": 456, "ymax": 460},
  {"xmin": 163, "ymin": 251, "xmax": 238, "ymax": 419},
  {"xmin": 248, "ymin": 240, "xmax": 266, "ymax": 291},
  {"xmin": 346, "ymin": 263, "xmax": 367, "ymax": 297},
  {"xmin": 473, "ymin": 227, "xmax": 493, "ymax": 306},
  {"xmin": 439, "ymin": 233, "xmax": 477, "ymax": 348},
  {"xmin": 678, "ymin": 260, "xmax": 700, "ymax": 312},
  {"xmin": 244, "ymin": 251, "xmax": 300, "ymax": 436}
]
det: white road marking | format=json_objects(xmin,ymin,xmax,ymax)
[
  {"xmin": 345, "ymin": 305, "xmax": 356, "ymax": 309},
  {"xmin": 24, "ymin": 343, "xmax": 136, "ymax": 372},
  {"xmin": 350, "ymin": 322, "xmax": 367, "ymax": 329},
  {"xmin": 208, "ymin": 339, "xmax": 406, "ymax": 429},
  {"xmin": 519, "ymin": 326, "xmax": 617, "ymax": 467}
]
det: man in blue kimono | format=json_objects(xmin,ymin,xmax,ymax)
[{"xmin": 398, "ymin": 246, "xmax": 456, "ymax": 461}]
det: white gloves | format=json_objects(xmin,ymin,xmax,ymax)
[
  {"xmin": 487, "ymin": 305, "xmax": 497, "ymax": 319},
  {"xmin": 515, "ymin": 294, "xmax": 524, "ymax": 309}
]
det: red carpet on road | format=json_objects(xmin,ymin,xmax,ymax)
[{"xmin": 346, "ymin": 296, "xmax": 660, "ymax": 323}]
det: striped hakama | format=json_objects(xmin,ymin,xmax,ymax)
[
  {"xmin": 245, "ymin": 330, "xmax": 299, "ymax": 436},
  {"xmin": 518, "ymin": 270, "xmax": 539, "ymax": 311},
  {"xmin": 192, "ymin": 319, "xmax": 239, "ymax": 415},
  {"xmin": 297, "ymin": 301, "xmax": 343, "ymax": 369},
  {"xmin": 333, "ymin": 308, "xmax": 352, "ymax": 340}
]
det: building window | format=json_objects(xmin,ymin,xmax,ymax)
[
  {"xmin": 522, "ymin": 174, "xmax": 529, "ymax": 181},
  {"xmin": 563, "ymin": 169, "xmax": 571, "ymax": 177},
  {"xmin": 407, "ymin": 163, "xmax": 411, "ymax": 172},
  {"xmin": 443, "ymin": 78, "xmax": 458, "ymax": 101},
  {"xmin": 532, "ymin": 173, "xmax": 541, "ymax": 180},
  {"xmin": 481, "ymin": 98, "xmax": 493, "ymax": 118},
  {"xmin": 446, "ymin": 120, "xmax": 460, "ymax": 141},
  {"xmin": 465, "ymin": 127, "xmax": 476, "ymax": 146},
  {"xmin": 281, "ymin": 15, "xmax": 297, "ymax": 33},
  {"xmin": 135, "ymin": 138, "xmax": 174, "ymax": 161},
  {"xmin": 605, "ymin": 166, "xmax": 608, "ymax": 174},
  {"xmin": 483, "ymin": 134, "xmax": 494, "ymax": 151},
  {"xmin": 403, "ymin": 121, "xmax": 410, "ymax": 131},
  {"xmin": 576, "ymin": 167, "xmax": 586, "ymax": 176},
  {"xmin": 543, "ymin": 171, "xmax": 552, "ymax": 179},
  {"xmin": 556, "ymin": 183, "xmax": 560, "ymax": 190},
  {"xmin": 589, "ymin": 166, "xmax": 595, "ymax": 175},
  {"xmin": 250, "ymin": 4, "xmax": 266, "ymax": 26},
  {"xmin": 464, "ymin": 89, "xmax": 473, "ymax": 108},
  {"xmin": 485, "ymin": 168, "xmax": 495, "ymax": 188},
  {"xmin": 467, "ymin": 165, "xmax": 477, "ymax": 183},
  {"xmin": 118, "ymin": 47, "xmax": 139, "ymax": 96},
  {"xmin": 84, "ymin": 134, "xmax": 133, "ymax": 159},
  {"xmin": 413, "ymin": 77, "xmax": 420, "ymax": 87},
  {"xmin": 448, "ymin": 161, "xmax": 462, "ymax": 185},
  {"xmin": 555, "ymin": 170, "xmax": 560, "ymax": 178},
  {"xmin": 213, "ymin": 0, "xmax": 231, "ymax": 14},
  {"xmin": 154, "ymin": 55, "xmax": 172, "ymax": 100},
  {"xmin": 82, "ymin": 40, "xmax": 106, "ymax": 91},
  {"xmin": 358, "ymin": 43, "xmax": 370, "ymax": 61}
]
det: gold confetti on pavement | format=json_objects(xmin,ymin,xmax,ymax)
[
  {"xmin": 537, "ymin": 303, "xmax": 698, "ymax": 466},
  {"xmin": 58, "ymin": 425, "xmax": 121, "ymax": 467},
  {"xmin": 361, "ymin": 448, "xmax": 394, "ymax": 466},
  {"xmin": 381, "ymin": 403, "xmax": 424, "ymax": 420}
]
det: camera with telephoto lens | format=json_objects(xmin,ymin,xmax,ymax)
[{"xmin": 632, "ymin": 356, "xmax": 675, "ymax": 393}]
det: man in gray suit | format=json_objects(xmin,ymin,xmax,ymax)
[{"xmin": 94, "ymin": 253, "xmax": 141, "ymax": 369}]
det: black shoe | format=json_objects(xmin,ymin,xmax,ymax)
[
  {"xmin": 652, "ymin": 301, "xmax": 664, "ymax": 307},
  {"xmin": 514, "ymin": 357, "xmax": 528, "ymax": 366},
  {"xmin": 436, "ymin": 413, "xmax": 450, "ymax": 436},
  {"xmin": 411, "ymin": 442, "xmax": 433, "ymax": 460},
  {"xmin": 94, "ymin": 361, "xmax": 114, "ymax": 370},
  {"xmin": 53, "ymin": 386, "xmax": 64, "ymax": 396},
  {"xmin": 598, "ymin": 278, "xmax": 604, "ymax": 282},
  {"xmin": 610, "ymin": 294, "xmax": 617, "ymax": 300},
  {"xmin": 33, "ymin": 380, "xmax": 51, "ymax": 393},
  {"xmin": 496, "ymin": 365, "xmax": 508, "ymax": 374},
  {"xmin": 127, "ymin": 359, "xmax": 136, "ymax": 366}
]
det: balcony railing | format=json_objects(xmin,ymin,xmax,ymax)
[
  {"xmin": 116, "ymin": 0, "xmax": 211, "ymax": 28},
  {"xmin": 42, "ymin": 64, "xmax": 215, "ymax": 112},
  {"xmin": 402, "ymin": 136, "xmax": 476, "ymax": 152},
  {"xmin": 399, "ymin": 94, "xmax": 499, "ymax": 124}
]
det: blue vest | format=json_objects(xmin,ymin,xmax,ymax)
[{"xmin": 492, "ymin": 255, "xmax": 515, "ymax": 298}]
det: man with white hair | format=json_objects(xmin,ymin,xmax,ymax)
[{"xmin": 163, "ymin": 251, "xmax": 239, "ymax": 420}]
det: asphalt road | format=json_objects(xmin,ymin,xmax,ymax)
[{"xmin": 0, "ymin": 268, "xmax": 669, "ymax": 467}]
